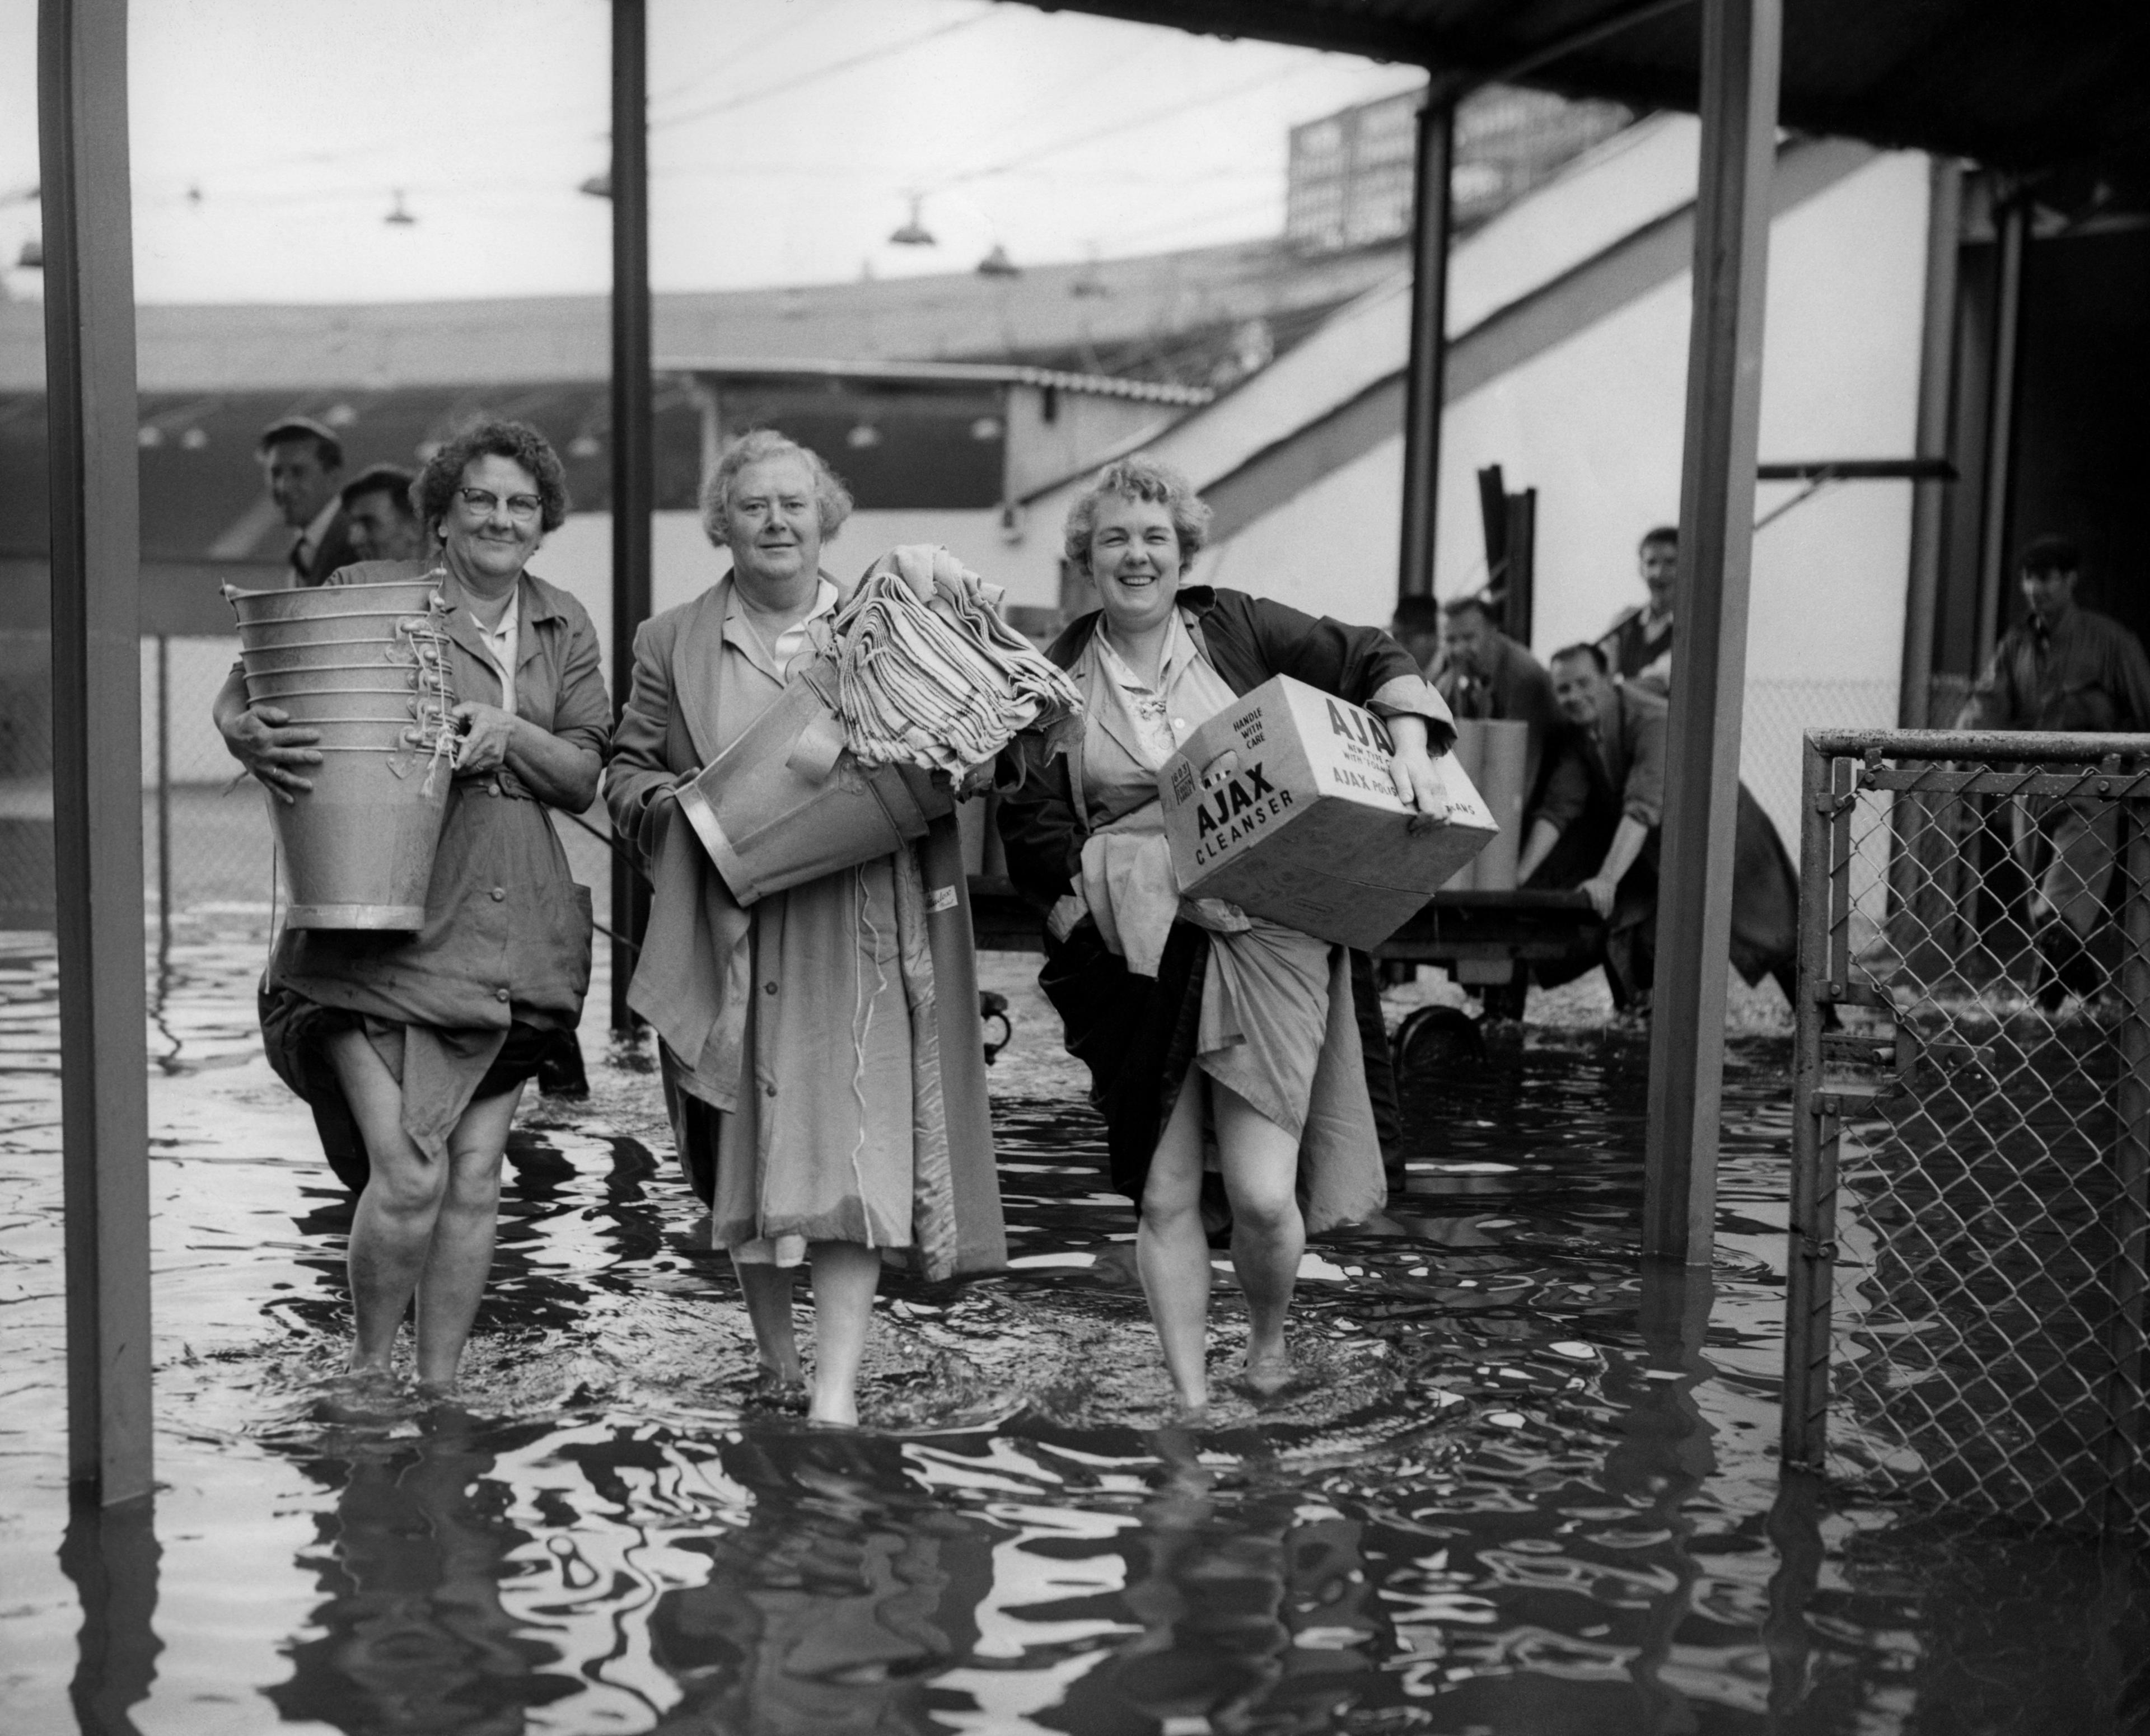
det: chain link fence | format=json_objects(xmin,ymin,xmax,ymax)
[
  {"xmin": 0, "ymin": 631, "xmax": 618, "ymax": 946},
  {"xmin": 1783, "ymin": 728, "xmax": 2150, "ymax": 1535}
]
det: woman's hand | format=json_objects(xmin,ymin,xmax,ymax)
[
  {"xmin": 1385, "ymin": 714, "xmax": 1451, "ymax": 834},
  {"xmin": 222, "ymin": 704, "xmax": 322, "ymax": 804},
  {"xmin": 451, "ymin": 702, "xmax": 518, "ymax": 775},
  {"xmin": 1579, "ymin": 874, "xmax": 1619, "ymax": 919}
]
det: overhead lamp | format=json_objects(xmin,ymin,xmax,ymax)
[
  {"xmin": 889, "ymin": 196, "xmax": 934, "ymax": 247},
  {"xmin": 568, "ymin": 432, "xmax": 602, "ymax": 460},
  {"xmin": 976, "ymin": 244, "xmax": 1020, "ymax": 278},
  {"xmin": 579, "ymin": 171, "xmax": 611, "ymax": 200},
  {"xmin": 323, "ymin": 403, "xmax": 359, "ymax": 428},
  {"xmin": 846, "ymin": 422, "xmax": 882, "ymax": 450},
  {"xmin": 180, "ymin": 426, "xmax": 208, "ymax": 451},
  {"xmin": 384, "ymin": 190, "xmax": 415, "ymax": 227},
  {"xmin": 15, "ymin": 237, "xmax": 41, "ymax": 270}
]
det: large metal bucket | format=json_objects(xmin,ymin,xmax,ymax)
[
  {"xmin": 676, "ymin": 662, "xmax": 952, "ymax": 906},
  {"xmin": 227, "ymin": 578, "xmax": 459, "ymax": 930}
]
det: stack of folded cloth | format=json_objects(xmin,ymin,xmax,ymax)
[{"xmin": 831, "ymin": 545, "xmax": 1082, "ymax": 774}]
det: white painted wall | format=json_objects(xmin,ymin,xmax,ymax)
[{"xmin": 1190, "ymin": 148, "xmax": 1933, "ymax": 836}]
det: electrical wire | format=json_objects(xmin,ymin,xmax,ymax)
[{"xmin": 653, "ymin": 10, "xmax": 994, "ymax": 132}]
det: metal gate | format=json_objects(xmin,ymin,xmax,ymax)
[{"xmin": 1782, "ymin": 729, "xmax": 2150, "ymax": 1533}]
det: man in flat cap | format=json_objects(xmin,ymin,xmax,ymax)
[{"xmin": 258, "ymin": 416, "xmax": 358, "ymax": 587}]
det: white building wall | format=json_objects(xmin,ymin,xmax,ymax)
[{"xmin": 1203, "ymin": 148, "xmax": 1933, "ymax": 837}]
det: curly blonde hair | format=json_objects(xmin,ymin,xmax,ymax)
[{"xmin": 1062, "ymin": 453, "xmax": 1213, "ymax": 570}]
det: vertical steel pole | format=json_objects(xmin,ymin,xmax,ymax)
[
  {"xmin": 1896, "ymin": 160, "xmax": 1963, "ymax": 730},
  {"xmin": 155, "ymin": 633, "xmax": 170, "ymax": 962},
  {"xmin": 1972, "ymin": 195, "xmax": 2026, "ymax": 673},
  {"xmin": 1643, "ymin": 0, "xmax": 1782, "ymax": 1264},
  {"xmin": 609, "ymin": 0, "xmax": 653, "ymax": 1033},
  {"xmin": 40, "ymin": 0, "xmax": 153, "ymax": 1505},
  {"xmin": 1396, "ymin": 93, "xmax": 1454, "ymax": 607}
]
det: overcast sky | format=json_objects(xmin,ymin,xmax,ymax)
[{"xmin": 0, "ymin": 0, "xmax": 1423, "ymax": 305}]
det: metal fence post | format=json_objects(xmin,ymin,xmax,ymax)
[
  {"xmin": 1782, "ymin": 737, "xmax": 1841, "ymax": 1470},
  {"xmin": 2103, "ymin": 794, "xmax": 2150, "ymax": 1528},
  {"xmin": 155, "ymin": 633, "xmax": 170, "ymax": 962}
]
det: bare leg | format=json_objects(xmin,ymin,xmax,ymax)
[
  {"xmin": 1213, "ymin": 1081, "xmax": 1305, "ymax": 1395},
  {"xmin": 734, "ymin": 1259, "xmax": 803, "ymax": 1384},
  {"xmin": 412, "ymin": 1084, "xmax": 522, "ymax": 1392},
  {"xmin": 805, "ymin": 1241, "xmax": 882, "ymax": 1426},
  {"xmin": 329, "ymin": 1028, "xmax": 448, "ymax": 1377},
  {"xmin": 1137, "ymin": 1075, "xmax": 1213, "ymax": 1419}
]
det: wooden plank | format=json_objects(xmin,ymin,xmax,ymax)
[
  {"xmin": 39, "ymin": 0, "xmax": 153, "ymax": 1505},
  {"xmin": 609, "ymin": 0, "xmax": 653, "ymax": 1032},
  {"xmin": 1396, "ymin": 98, "xmax": 1452, "ymax": 605},
  {"xmin": 1643, "ymin": 0, "xmax": 1782, "ymax": 1266}
]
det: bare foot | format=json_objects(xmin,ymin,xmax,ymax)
[
  {"xmin": 1241, "ymin": 1347, "xmax": 1296, "ymax": 1397},
  {"xmin": 808, "ymin": 1383, "xmax": 859, "ymax": 1428},
  {"xmin": 747, "ymin": 1366, "xmax": 807, "ymax": 1413},
  {"xmin": 316, "ymin": 1365, "xmax": 405, "ymax": 1423}
]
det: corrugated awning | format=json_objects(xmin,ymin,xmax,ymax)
[{"xmin": 1040, "ymin": 1, "xmax": 2150, "ymax": 209}]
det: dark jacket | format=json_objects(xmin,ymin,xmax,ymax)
[
  {"xmin": 997, "ymin": 585, "xmax": 1445, "ymax": 1199},
  {"xmin": 292, "ymin": 509, "xmax": 360, "ymax": 587},
  {"xmin": 999, "ymin": 586, "xmax": 1449, "ymax": 914}
]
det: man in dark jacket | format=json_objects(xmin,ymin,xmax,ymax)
[
  {"xmin": 258, "ymin": 416, "xmax": 358, "ymax": 587},
  {"xmin": 1520, "ymin": 643, "xmax": 1800, "ymax": 1013},
  {"xmin": 1436, "ymin": 593, "xmax": 1570, "ymax": 815},
  {"xmin": 1957, "ymin": 534, "xmax": 2150, "ymax": 1002}
]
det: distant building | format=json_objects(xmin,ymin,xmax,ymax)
[{"xmin": 1286, "ymin": 83, "xmax": 1634, "ymax": 254}]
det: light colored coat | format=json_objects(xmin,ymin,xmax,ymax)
[{"xmin": 606, "ymin": 574, "xmax": 1005, "ymax": 1276}]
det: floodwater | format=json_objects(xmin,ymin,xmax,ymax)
[{"xmin": 2, "ymin": 920, "xmax": 2146, "ymax": 1735}]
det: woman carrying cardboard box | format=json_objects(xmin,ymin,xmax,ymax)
[{"xmin": 998, "ymin": 455, "xmax": 1456, "ymax": 1419}]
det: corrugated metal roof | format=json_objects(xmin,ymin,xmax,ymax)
[
  {"xmin": 0, "ymin": 236, "xmax": 1402, "ymax": 393},
  {"xmin": 661, "ymin": 355, "xmax": 1213, "ymax": 406}
]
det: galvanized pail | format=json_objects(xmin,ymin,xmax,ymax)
[
  {"xmin": 675, "ymin": 661, "xmax": 952, "ymax": 906},
  {"xmin": 226, "ymin": 577, "xmax": 459, "ymax": 930}
]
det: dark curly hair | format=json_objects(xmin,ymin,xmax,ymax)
[{"xmin": 415, "ymin": 419, "xmax": 570, "ymax": 536}]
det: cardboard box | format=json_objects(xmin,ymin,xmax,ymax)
[
  {"xmin": 1160, "ymin": 675, "xmax": 1499, "ymax": 949},
  {"xmin": 1441, "ymin": 717, "xmax": 1529, "ymax": 891}
]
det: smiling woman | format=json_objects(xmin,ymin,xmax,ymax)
[
  {"xmin": 210, "ymin": 418, "xmax": 609, "ymax": 1399},
  {"xmin": 998, "ymin": 453, "xmax": 1457, "ymax": 1421},
  {"xmin": 605, "ymin": 427, "xmax": 1001, "ymax": 1428}
]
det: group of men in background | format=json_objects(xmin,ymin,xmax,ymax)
[
  {"xmin": 1404, "ymin": 523, "xmax": 2150, "ymax": 1017},
  {"xmin": 256, "ymin": 415, "xmax": 427, "ymax": 582},
  {"xmin": 1399, "ymin": 524, "xmax": 1801, "ymax": 1018}
]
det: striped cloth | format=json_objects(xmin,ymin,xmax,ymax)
[{"xmin": 833, "ymin": 545, "xmax": 1082, "ymax": 774}]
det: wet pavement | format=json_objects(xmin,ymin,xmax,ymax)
[{"xmin": 2, "ymin": 918, "xmax": 2146, "ymax": 1734}]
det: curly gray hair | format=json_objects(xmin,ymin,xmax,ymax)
[
  {"xmin": 699, "ymin": 428, "xmax": 853, "ymax": 547},
  {"xmin": 1062, "ymin": 453, "xmax": 1213, "ymax": 570}
]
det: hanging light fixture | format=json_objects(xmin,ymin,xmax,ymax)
[
  {"xmin": 976, "ymin": 243, "xmax": 1020, "ymax": 278},
  {"xmin": 888, "ymin": 195, "xmax": 934, "ymax": 247},
  {"xmin": 384, "ymin": 190, "xmax": 416, "ymax": 227},
  {"xmin": 578, "ymin": 171, "xmax": 611, "ymax": 200},
  {"xmin": 15, "ymin": 236, "xmax": 42, "ymax": 270}
]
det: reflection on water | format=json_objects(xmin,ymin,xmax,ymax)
[{"xmin": 2, "ymin": 923, "xmax": 2147, "ymax": 1734}]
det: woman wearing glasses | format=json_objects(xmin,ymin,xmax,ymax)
[{"xmin": 216, "ymin": 419, "xmax": 610, "ymax": 1397}]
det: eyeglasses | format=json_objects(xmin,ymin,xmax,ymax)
[{"xmin": 456, "ymin": 487, "xmax": 543, "ymax": 521}]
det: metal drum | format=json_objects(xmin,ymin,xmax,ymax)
[{"xmin": 226, "ymin": 577, "xmax": 459, "ymax": 930}]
